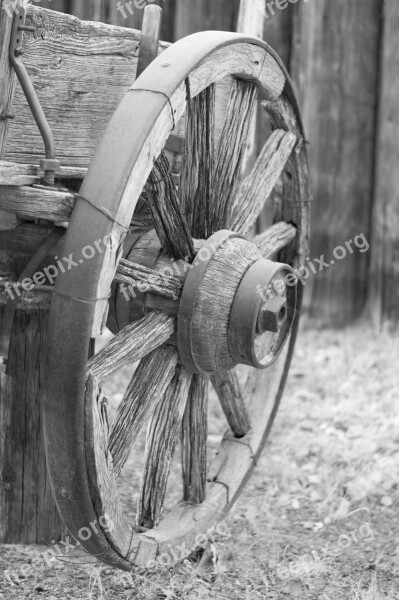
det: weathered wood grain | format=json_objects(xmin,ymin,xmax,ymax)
[
  {"xmin": 174, "ymin": 0, "xmax": 239, "ymax": 39},
  {"xmin": 38, "ymin": 29, "xmax": 290, "ymax": 566},
  {"xmin": 211, "ymin": 80, "xmax": 258, "ymax": 231},
  {"xmin": 263, "ymin": 98, "xmax": 311, "ymax": 271},
  {"xmin": 236, "ymin": 0, "xmax": 265, "ymax": 177},
  {"xmin": 0, "ymin": 4, "xmax": 16, "ymax": 157},
  {"xmin": 137, "ymin": 366, "xmax": 192, "ymax": 528},
  {"xmin": 237, "ymin": 0, "xmax": 264, "ymax": 38},
  {"xmin": 191, "ymin": 236, "xmax": 262, "ymax": 372},
  {"xmin": 291, "ymin": 0, "xmax": 379, "ymax": 325},
  {"xmin": 0, "ymin": 160, "xmax": 87, "ymax": 185},
  {"xmin": 211, "ymin": 370, "xmax": 251, "ymax": 438},
  {"xmin": 85, "ymin": 371, "xmax": 157, "ymax": 566},
  {"xmin": 0, "ymin": 7, "xmax": 18, "ymax": 303},
  {"xmin": 0, "ymin": 6, "xmax": 64, "ymax": 537},
  {"xmin": 0, "ymin": 220, "xmax": 44, "ymax": 278},
  {"xmin": 115, "ymin": 257, "xmax": 182, "ymax": 300},
  {"xmin": 146, "ymin": 152, "xmax": 194, "ymax": 260},
  {"xmin": 0, "ymin": 185, "xmax": 74, "ymax": 221},
  {"xmin": 253, "ymin": 221, "xmax": 297, "ymax": 259},
  {"xmin": 0, "ymin": 308, "xmax": 63, "ymax": 543},
  {"xmin": 181, "ymin": 374, "xmax": 209, "ymax": 504},
  {"xmin": 4, "ymin": 6, "xmax": 169, "ymax": 168},
  {"xmin": 88, "ymin": 312, "xmax": 174, "ymax": 383},
  {"xmin": 230, "ymin": 129, "xmax": 297, "ymax": 235},
  {"xmin": 370, "ymin": 0, "xmax": 399, "ymax": 326},
  {"xmin": 136, "ymin": 5, "xmax": 162, "ymax": 79},
  {"xmin": 180, "ymin": 85, "xmax": 215, "ymax": 238},
  {"xmin": 256, "ymin": 0, "xmax": 293, "ymax": 233},
  {"xmin": 108, "ymin": 345, "xmax": 178, "ymax": 475}
]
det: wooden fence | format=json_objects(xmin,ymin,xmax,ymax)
[{"xmin": 7, "ymin": 0, "xmax": 399, "ymax": 328}]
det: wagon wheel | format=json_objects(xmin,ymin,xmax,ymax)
[{"xmin": 44, "ymin": 31, "xmax": 310, "ymax": 570}]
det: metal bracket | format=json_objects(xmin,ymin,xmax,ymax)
[{"xmin": 9, "ymin": 8, "xmax": 60, "ymax": 185}]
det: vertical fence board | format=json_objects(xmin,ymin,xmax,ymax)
[
  {"xmin": 257, "ymin": 5, "xmax": 293, "ymax": 232},
  {"xmin": 174, "ymin": 0, "xmax": 239, "ymax": 39},
  {"xmin": 370, "ymin": 0, "xmax": 399, "ymax": 327},
  {"xmin": 43, "ymin": 0, "xmax": 68, "ymax": 12},
  {"xmin": 290, "ymin": 0, "xmax": 381, "ymax": 327},
  {"xmin": 263, "ymin": 3, "xmax": 292, "ymax": 67}
]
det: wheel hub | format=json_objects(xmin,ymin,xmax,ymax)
[
  {"xmin": 109, "ymin": 229, "xmax": 297, "ymax": 374},
  {"xmin": 177, "ymin": 230, "xmax": 297, "ymax": 373}
]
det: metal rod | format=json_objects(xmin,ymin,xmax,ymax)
[{"xmin": 9, "ymin": 10, "xmax": 59, "ymax": 184}]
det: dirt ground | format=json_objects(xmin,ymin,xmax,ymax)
[{"xmin": 1, "ymin": 320, "xmax": 398, "ymax": 599}]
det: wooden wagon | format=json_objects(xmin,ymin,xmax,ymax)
[{"xmin": 0, "ymin": 2, "xmax": 310, "ymax": 569}]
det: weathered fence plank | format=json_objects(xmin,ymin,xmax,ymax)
[
  {"xmin": 370, "ymin": 0, "xmax": 399, "ymax": 327},
  {"xmin": 174, "ymin": 0, "xmax": 239, "ymax": 39},
  {"xmin": 290, "ymin": 0, "xmax": 380, "ymax": 327}
]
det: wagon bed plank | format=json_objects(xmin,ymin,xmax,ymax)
[{"xmin": 3, "ymin": 6, "xmax": 169, "ymax": 169}]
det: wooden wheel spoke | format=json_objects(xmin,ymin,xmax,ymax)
[
  {"xmin": 137, "ymin": 366, "xmax": 192, "ymax": 528},
  {"xmin": 210, "ymin": 80, "xmax": 258, "ymax": 232},
  {"xmin": 211, "ymin": 370, "xmax": 251, "ymax": 438},
  {"xmin": 108, "ymin": 345, "xmax": 178, "ymax": 475},
  {"xmin": 146, "ymin": 152, "xmax": 194, "ymax": 261},
  {"xmin": 253, "ymin": 222, "xmax": 297, "ymax": 259},
  {"xmin": 115, "ymin": 258, "xmax": 183, "ymax": 300},
  {"xmin": 180, "ymin": 85, "xmax": 216, "ymax": 238},
  {"xmin": 181, "ymin": 374, "xmax": 209, "ymax": 504},
  {"xmin": 230, "ymin": 129, "xmax": 297, "ymax": 236},
  {"xmin": 87, "ymin": 313, "xmax": 174, "ymax": 384}
]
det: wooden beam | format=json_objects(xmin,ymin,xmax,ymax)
[
  {"xmin": 370, "ymin": 0, "xmax": 399, "ymax": 327},
  {"xmin": 0, "ymin": 185, "xmax": 75, "ymax": 221},
  {"xmin": 0, "ymin": 160, "xmax": 87, "ymax": 185}
]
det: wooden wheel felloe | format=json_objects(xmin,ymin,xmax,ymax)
[{"xmin": 43, "ymin": 31, "xmax": 311, "ymax": 570}]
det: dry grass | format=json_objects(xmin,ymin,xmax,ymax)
[{"xmin": 1, "ymin": 321, "xmax": 398, "ymax": 599}]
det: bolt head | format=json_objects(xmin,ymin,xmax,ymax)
[{"xmin": 257, "ymin": 295, "xmax": 287, "ymax": 334}]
